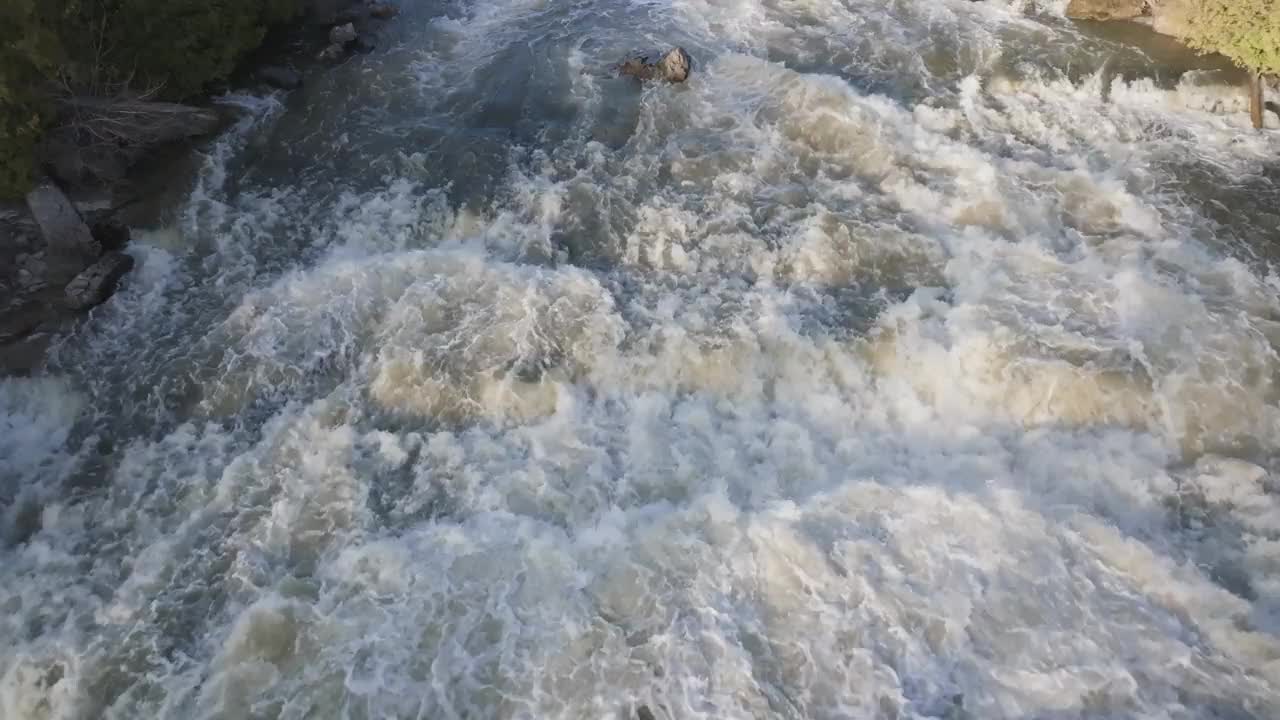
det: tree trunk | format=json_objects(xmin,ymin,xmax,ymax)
[{"xmin": 1249, "ymin": 72, "xmax": 1264, "ymax": 130}]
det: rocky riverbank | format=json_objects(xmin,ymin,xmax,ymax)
[
  {"xmin": 1065, "ymin": 0, "xmax": 1280, "ymax": 127},
  {"xmin": 0, "ymin": 0, "xmax": 399, "ymax": 376}
]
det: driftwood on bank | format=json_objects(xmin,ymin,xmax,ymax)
[
  {"xmin": 39, "ymin": 97, "xmax": 222, "ymax": 188},
  {"xmin": 21, "ymin": 181, "xmax": 136, "ymax": 314}
]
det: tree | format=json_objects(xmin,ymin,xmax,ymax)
[
  {"xmin": 0, "ymin": 1, "xmax": 73, "ymax": 197},
  {"xmin": 1183, "ymin": 0, "xmax": 1280, "ymax": 128},
  {"xmin": 0, "ymin": 0, "xmax": 304, "ymax": 199},
  {"xmin": 78, "ymin": 0, "xmax": 304, "ymax": 99}
]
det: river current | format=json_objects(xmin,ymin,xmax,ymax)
[{"xmin": 4, "ymin": 0, "xmax": 1280, "ymax": 718}]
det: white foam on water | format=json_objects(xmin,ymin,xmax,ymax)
[
  {"xmin": 185, "ymin": 94, "xmax": 287, "ymax": 244},
  {"xmin": 0, "ymin": 378, "xmax": 85, "ymax": 543},
  {"xmin": 4, "ymin": 0, "xmax": 1280, "ymax": 718}
]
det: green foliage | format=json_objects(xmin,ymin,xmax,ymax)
[
  {"xmin": 0, "ymin": 1, "xmax": 71, "ymax": 197},
  {"xmin": 0, "ymin": 0, "xmax": 303, "ymax": 198},
  {"xmin": 1184, "ymin": 0, "xmax": 1280, "ymax": 75},
  {"xmin": 0, "ymin": 112, "xmax": 46, "ymax": 200},
  {"xmin": 83, "ymin": 0, "xmax": 305, "ymax": 99}
]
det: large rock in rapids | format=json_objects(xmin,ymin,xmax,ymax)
[
  {"xmin": 38, "ymin": 99, "xmax": 221, "ymax": 189},
  {"xmin": 1065, "ymin": 0, "xmax": 1147, "ymax": 21},
  {"xmin": 64, "ymin": 253, "xmax": 135, "ymax": 310},
  {"xmin": 618, "ymin": 47, "xmax": 693, "ymax": 83}
]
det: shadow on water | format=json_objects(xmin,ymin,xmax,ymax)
[{"xmin": 1162, "ymin": 159, "xmax": 1280, "ymax": 268}]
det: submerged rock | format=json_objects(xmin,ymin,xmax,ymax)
[
  {"xmin": 352, "ymin": 33, "xmax": 377, "ymax": 54},
  {"xmin": 64, "ymin": 253, "xmax": 135, "ymax": 310},
  {"xmin": 618, "ymin": 47, "xmax": 693, "ymax": 83},
  {"xmin": 1065, "ymin": 0, "xmax": 1147, "ymax": 21}
]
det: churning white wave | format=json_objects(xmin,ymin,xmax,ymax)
[{"xmin": 3, "ymin": 0, "xmax": 1280, "ymax": 718}]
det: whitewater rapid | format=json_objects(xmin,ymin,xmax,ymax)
[{"xmin": 4, "ymin": 0, "xmax": 1280, "ymax": 718}]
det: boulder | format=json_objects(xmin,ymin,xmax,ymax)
[
  {"xmin": 330, "ymin": 22, "xmax": 358, "ymax": 45},
  {"xmin": 257, "ymin": 65, "xmax": 303, "ymax": 90},
  {"xmin": 618, "ymin": 47, "xmax": 694, "ymax": 83},
  {"xmin": 1175, "ymin": 68, "xmax": 1251, "ymax": 115},
  {"xmin": 64, "ymin": 253, "xmax": 135, "ymax": 310},
  {"xmin": 26, "ymin": 182, "xmax": 100, "ymax": 260},
  {"xmin": 352, "ymin": 34, "xmax": 377, "ymax": 54},
  {"xmin": 656, "ymin": 47, "xmax": 693, "ymax": 83},
  {"xmin": 1065, "ymin": 0, "xmax": 1147, "ymax": 21}
]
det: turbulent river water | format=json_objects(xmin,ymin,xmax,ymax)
[{"xmin": 5, "ymin": 0, "xmax": 1280, "ymax": 718}]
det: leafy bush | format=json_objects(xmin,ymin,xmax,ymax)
[
  {"xmin": 80, "ymin": 0, "xmax": 304, "ymax": 99},
  {"xmin": 0, "ymin": 0, "xmax": 304, "ymax": 199},
  {"xmin": 0, "ymin": 1, "xmax": 69, "ymax": 197},
  {"xmin": 1184, "ymin": 0, "xmax": 1280, "ymax": 75}
]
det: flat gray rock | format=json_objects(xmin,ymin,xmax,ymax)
[
  {"xmin": 330, "ymin": 22, "xmax": 358, "ymax": 45},
  {"xmin": 26, "ymin": 182, "xmax": 100, "ymax": 260}
]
